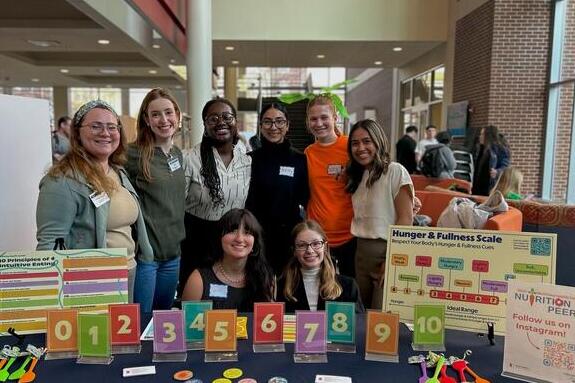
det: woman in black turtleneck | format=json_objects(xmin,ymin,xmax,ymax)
[{"xmin": 245, "ymin": 102, "xmax": 309, "ymax": 276}]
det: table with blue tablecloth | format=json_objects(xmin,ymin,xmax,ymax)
[{"xmin": 24, "ymin": 314, "xmax": 515, "ymax": 383}]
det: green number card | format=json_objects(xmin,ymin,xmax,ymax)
[
  {"xmin": 183, "ymin": 301, "xmax": 213, "ymax": 342},
  {"xmin": 78, "ymin": 313, "xmax": 111, "ymax": 358},
  {"xmin": 413, "ymin": 305, "xmax": 445, "ymax": 346},
  {"xmin": 326, "ymin": 302, "xmax": 355, "ymax": 344}
]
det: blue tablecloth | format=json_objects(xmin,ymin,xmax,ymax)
[{"xmin": 23, "ymin": 314, "xmax": 515, "ymax": 383}]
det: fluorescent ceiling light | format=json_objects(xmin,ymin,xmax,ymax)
[
  {"xmin": 27, "ymin": 39, "xmax": 60, "ymax": 47},
  {"xmin": 98, "ymin": 39, "xmax": 110, "ymax": 45},
  {"xmin": 31, "ymin": 78, "xmax": 40, "ymax": 82},
  {"xmin": 225, "ymin": 46, "xmax": 235, "ymax": 51},
  {"xmin": 148, "ymin": 70, "xmax": 157, "ymax": 74},
  {"xmin": 316, "ymin": 54, "xmax": 325, "ymax": 59},
  {"xmin": 60, "ymin": 69, "xmax": 69, "ymax": 73},
  {"xmin": 99, "ymin": 68, "xmax": 119, "ymax": 74},
  {"xmin": 152, "ymin": 44, "xmax": 161, "ymax": 49},
  {"xmin": 374, "ymin": 61, "xmax": 383, "ymax": 65},
  {"xmin": 231, "ymin": 60, "xmax": 240, "ymax": 65},
  {"xmin": 393, "ymin": 47, "xmax": 403, "ymax": 52}
]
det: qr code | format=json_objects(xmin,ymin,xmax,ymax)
[
  {"xmin": 531, "ymin": 237, "xmax": 551, "ymax": 256},
  {"xmin": 543, "ymin": 339, "xmax": 575, "ymax": 370}
]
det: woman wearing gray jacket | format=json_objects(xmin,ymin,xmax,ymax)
[{"xmin": 36, "ymin": 100, "xmax": 153, "ymax": 303}]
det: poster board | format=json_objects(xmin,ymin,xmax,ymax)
[
  {"xmin": 446, "ymin": 100, "xmax": 468, "ymax": 137},
  {"xmin": 503, "ymin": 281, "xmax": 575, "ymax": 383},
  {"xmin": 382, "ymin": 226, "xmax": 556, "ymax": 335},
  {"xmin": 0, "ymin": 248, "xmax": 128, "ymax": 335}
]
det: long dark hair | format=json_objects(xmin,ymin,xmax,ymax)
[
  {"xmin": 200, "ymin": 98, "xmax": 239, "ymax": 207},
  {"xmin": 215, "ymin": 209, "xmax": 274, "ymax": 302},
  {"xmin": 345, "ymin": 119, "xmax": 391, "ymax": 193}
]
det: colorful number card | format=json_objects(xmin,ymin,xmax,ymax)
[
  {"xmin": 295, "ymin": 311, "xmax": 327, "ymax": 354},
  {"xmin": 183, "ymin": 301, "xmax": 213, "ymax": 343},
  {"xmin": 46, "ymin": 309, "xmax": 78, "ymax": 358},
  {"xmin": 205, "ymin": 309, "xmax": 237, "ymax": 352},
  {"xmin": 413, "ymin": 305, "xmax": 445, "ymax": 351},
  {"xmin": 109, "ymin": 303, "xmax": 140, "ymax": 346},
  {"xmin": 152, "ymin": 310, "xmax": 186, "ymax": 354},
  {"xmin": 365, "ymin": 311, "xmax": 399, "ymax": 362},
  {"xmin": 326, "ymin": 302, "xmax": 356, "ymax": 345},
  {"xmin": 77, "ymin": 313, "xmax": 112, "ymax": 364},
  {"xmin": 254, "ymin": 302, "xmax": 284, "ymax": 344}
]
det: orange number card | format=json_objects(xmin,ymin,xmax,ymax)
[
  {"xmin": 109, "ymin": 303, "xmax": 140, "ymax": 346},
  {"xmin": 46, "ymin": 309, "xmax": 78, "ymax": 352},
  {"xmin": 204, "ymin": 310, "xmax": 237, "ymax": 352},
  {"xmin": 365, "ymin": 311, "xmax": 399, "ymax": 355}
]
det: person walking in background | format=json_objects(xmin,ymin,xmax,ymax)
[
  {"xmin": 346, "ymin": 119, "xmax": 413, "ymax": 309},
  {"xmin": 180, "ymin": 98, "xmax": 251, "ymax": 296},
  {"xmin": 395, "ymin": 125, "xmax": 418, "ymax": 174},
  {"xmin": 37, "ymin": 100, "xmax": 153, "ymax": 304},
  {"xmin": 246, "ymin": 102, "xmax": 309, "ymax": 276},
  {"xmin": 277, "ymin": 220, "xmax": 364, "ymax": 313},
  {"xmin": 126, "ymin": 88, "xmax": 186, "ymax": 312},
  {"xmin": 415, "ymin": 125, "xmax": 438, "ymax": 163},
  {"xmin": 305, "ymin": 95, "xmax": 356, "ymax": 278},
  {"xmin": 52, "ymin": 116, "xmax": 72, "ymax": 162},
  {"xmin": 472, "ymin": 125, "xmax": 510, "ymax": 196},
  {"xmin": 419, "ymin": 131, "xmax": 457, "ymax": 179}
]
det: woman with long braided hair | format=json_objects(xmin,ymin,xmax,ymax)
[{"xmin": 180, "ymin": 98, "xmax": 251, "ymax": 296}]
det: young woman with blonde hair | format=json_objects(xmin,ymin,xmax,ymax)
[{"xmin": 491, "ymin": 166, "xmax": 524, "ymax": 200}]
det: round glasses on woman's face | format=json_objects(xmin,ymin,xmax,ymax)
[
  {"xmin": 294, "ymin": 240, "xmax": 325, "ymax": 252},
  {"xmin": 261, "ymin": 118, "xmax": 287, "ymax": 129},
  {"xmin": 204, "ymin": 112, "xmax": 235, "ymax": 126},
  {"xmin": 80, "ymin": 122, "xmax": 120, "ymax": 134}
]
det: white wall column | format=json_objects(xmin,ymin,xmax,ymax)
[{"xmin": 187, "ymin": 0, "xmax": 212, "ymax": 146}]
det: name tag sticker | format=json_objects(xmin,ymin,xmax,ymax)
[
  {"xmin": 279, "ymin": 166, "xmax": 295, "ymax": 177},
  {"xmin": 168, "ymin": 157, "xmax": 181, "ymax": 172},
  {"xmin": 327, "ymin": 164, "xmax": 343, "ymax": 176},
  {"xmin": 209, "ymin": 284, "xmax": 228, "ymax": 298},
  {"xmin": 89, "ymin": 192, "xmax": 110, "ymax": 208}
]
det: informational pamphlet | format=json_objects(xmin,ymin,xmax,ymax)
[
  {"xmin": 0, "ymin": 249, "xmax": 128, "ymax": 335},
  {"xmin": 502, "ymin": 281, "xmax": 575, "ymax": 383},
  {"xmin": 382, "ymin": 226, "xmax": 557, "ymax": 334}
]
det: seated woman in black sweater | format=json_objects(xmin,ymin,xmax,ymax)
[
  {"xmin": 181, "ymin": 208, "xmax": 274, "ymax": 311},
  {"xmin": 277, "ymin": 220, "xmax": 364, "ymax": 313}
]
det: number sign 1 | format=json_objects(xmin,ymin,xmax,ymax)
[
  {"xmin": 108, "ymin": 303, "xmax": 140, "ymax": 346},
  {"xmin": 78, "ymin": 313, "xmax": 111, "ymax": 358},
  {"xmin": 152, "ymin": 310, "xmax": 186, "ymax": 354},
  {"xmin": 295, "ymin": 311, "xmax": 326, "ymax": 354},
  {"xmin": 254, "ymin": 302, "xmax": 284, "ymax": 344}
]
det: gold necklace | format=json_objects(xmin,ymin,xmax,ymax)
[{"xmin": 217, "ymin": 262, "xmax": 245, "ymax": 284}]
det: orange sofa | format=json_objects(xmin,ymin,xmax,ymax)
[
  {"xmin": 415, "ymin": 190, "xmax": 523, "ymax": 231},
  {"xmin": 411, "ymin": 174, "xmax": 472, "ymax": 194}
]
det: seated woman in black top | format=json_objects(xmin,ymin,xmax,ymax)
[
  {"xmin": 181, "ymin": 208, "xmax": 274, "ymax": 311},
  {"xmin": 277, "ymin": 220, "xmax": 364, "ymax": 313}
]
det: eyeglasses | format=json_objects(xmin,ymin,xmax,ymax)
[
  {"xmin": 294, "ymin": 240, "xmax": 325, "ymax": 252},
  {"xmin": 81, "ymin": 122, "xmax": 120, "ymax": 134},
  {"xmin": 261, "ymin": 118, "xmax": 287, "ymax": 129},
  {"xmin": 205, "ymin": 113, "xmax": 236, "ymax": 126}
]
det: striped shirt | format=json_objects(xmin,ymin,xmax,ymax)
[{"xmin": 183, "ymin": 144, "xmax": 251, "ymax": 221}]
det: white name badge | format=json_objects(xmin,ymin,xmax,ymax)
[
  {"xmin": 89, "ymin": 192, "xmax": 110, "ymax": 208},
  {"xmin": 167, "ymin": 157, "xmax": 181, "ymax": 172},
  {"xmin": 327, "ymin": 164, "xmax": 343, "ymax": 176},
  {"xmin": 279, "ymin": 166, "xmax": 295, "ymax": 177},
  {"xmin": 209, "ymin": 283, "xmax": 228, "ymax": 298}
]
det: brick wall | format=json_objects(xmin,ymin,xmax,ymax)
[
  {"xmin": 453, "ymin": 0, "xmax": 494, "ymax": 130},
  {"xmin": 453, "ymin": 0, "xmax": 555, "ymax": 196}
]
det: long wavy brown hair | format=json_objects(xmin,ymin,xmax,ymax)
[
  {"xmin": 48, "ymin": 101, "xmax": 126, "ymax": 195},
  {"xmin": 282, "ymin": 220, "xmax": 342, "ymax": 302},
  {"xmin": 134, "ymin": 88, "xmax": 181, "ymax": 181}
]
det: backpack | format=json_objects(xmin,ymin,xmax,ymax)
[{"xmin": 420, "ymin": 146, "xmax": 443, "ymax": 177}]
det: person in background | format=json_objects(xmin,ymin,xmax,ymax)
[
  {"xmin": 180, "ymin": 98, "xmax": 251, "ymax": 296},
  {"xmin": 181, "ymin": 208, "xmax": 274, "ymax": 311},
  {"xmin": 491, "ymin": 166, "xmax": 524, "ymax": 200},
  {"xmin": 415, "ymin": 125, "xmax": 438, "ymax": 163},
  {"xmin": 305, "ymin": 95, "xmax": 356, "ymax": 277},
  {"xmin": 52, "ymin": 116, "xmax": 72, "ymax": 162},
  {"xmin": 395, "ymin": 125, "xmax": 418, "ymax": 174},
  {"xmin": 420, "ymin": 131, "xmax": 457, "ymax": 179},
  {"xmin": 126, "ymin": 88, "xmax": 186, "ymax": 312},
  {"xmin": 346, "ymin": 119, "xmax": 414, "ymax": 309},
  {"xmin": 277, "ymin": 220, "xmax": 364, "ymax": 313},
  {"xmin": 412, "ymin": 196, "xmax": 431, "ymax": 226},
  {"xmin": 246, "ymin": 102, "xmax": 309, "ymax": 276},
  {"xmin": 36, "ymin": 100, "xmax": 153, "ymax": 303},
  {"xmin": 472, "ymin": 125, "xmax": 510, "ymax": 196}
]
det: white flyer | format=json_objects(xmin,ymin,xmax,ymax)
[{"xmin": 503, "ymin": 280, "xmax": 575, "ymax": 383}]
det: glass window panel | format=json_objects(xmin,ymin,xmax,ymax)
[
  {"xmin": 551, "ymin": 82, "xmax": 574, "ymax": 202},
  {"xmin": 129, "ymin": 88, "xmax": 151, "ymax": 118},
  {"xmin": 413, "ymin": 72, "xmax": 431, "ymax": 105},
  {"xmin": 432, "ymin": 67, "xmax": 444, "ymax": 101},
  {"xmin": 401, "ymin": 81, "xmax": 412, "ymax": 108}
]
